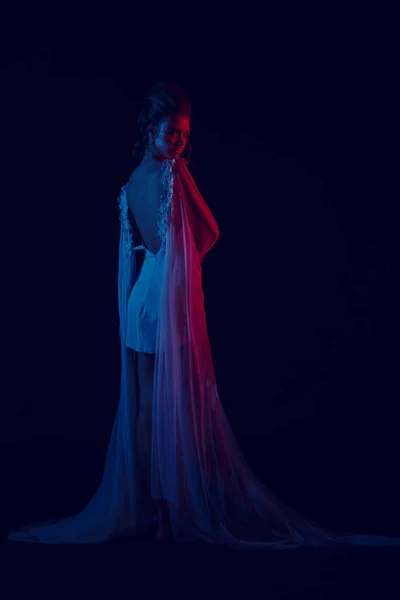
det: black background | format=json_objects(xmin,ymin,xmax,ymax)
[{"xmin": 2, "ymin": 6, "xmax": 398, "ymax": 539}]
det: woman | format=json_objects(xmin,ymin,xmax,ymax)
[
  {"xmin": 123, "ymin": 84, "xmax": 194, "ymax": 540},
  {"xmin": 8, "ymin": 82, "xmax": 400, "ymax": 549}
]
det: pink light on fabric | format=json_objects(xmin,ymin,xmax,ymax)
[{"xmin": 145, "ymin": 158, "xmax": 400, "ymax": 548}]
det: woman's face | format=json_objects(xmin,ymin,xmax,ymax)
[{"xmin": 149, "ymin": 114, "xmax": 191, "ymax": 160}]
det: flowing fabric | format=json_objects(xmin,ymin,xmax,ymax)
[{"xmin": 8, "ymin": 157, "xmax": 400, "ymax": 549}]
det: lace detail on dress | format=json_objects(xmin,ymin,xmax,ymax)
[
  {"xmin": 117, "ymin": 184, "xmax": 134, "ymax": 257},
  {"xmin": 118, "ymin": 159, "xmax": 177, "ymax": 256},
  {"xmin": 157, "ymin": 159, "xmax": 174, "ymax": 247}
]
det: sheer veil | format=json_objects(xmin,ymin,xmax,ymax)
[{"xmin": 8, "ymin": 158, "xmax": 400, "ymax": 548}]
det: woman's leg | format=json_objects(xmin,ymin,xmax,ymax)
[{"xmin": 136, "ymin": 351, "xmax": 170, "ymax": 536}]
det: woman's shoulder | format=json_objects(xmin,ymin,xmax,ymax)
[
  {"xmin": 128, "ymin": 161, "xmax": 163, "ymax": 191},
  {"xmin": 126, "ymin": 162, "xmax": 163, "ymax": 215},
  {"xmin": 131, "ymin": 158, "xmax": 163, "ymax": 177}
]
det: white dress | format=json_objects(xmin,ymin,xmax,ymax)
[{"xmin": 125, "ymin": 238, "xmax": 166, "ymax": 354}]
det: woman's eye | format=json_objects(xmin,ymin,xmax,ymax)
[{"xmin": 168, "ymin": 131, "xmax": 189, "ymax": 137}]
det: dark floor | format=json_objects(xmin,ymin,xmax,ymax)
[
  {"xmin": 3, "ymin": 430, "xmax": 400, "ymax": 599},
  {"xmin": 3, "ymin": 527, "xmax": 400, "ymax": 599}
]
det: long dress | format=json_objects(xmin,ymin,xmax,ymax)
[{"xmin": 8, "ymin": 157, "xmax": 400, "ymax": 549}]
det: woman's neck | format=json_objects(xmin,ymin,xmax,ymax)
[{"xmin": 142, "ymin": 146, "xmax": 165, "ymax": 164}]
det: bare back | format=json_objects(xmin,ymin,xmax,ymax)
[{"xmin": 127, "ymin": 161, "xmax": 163, "ymax": 254}]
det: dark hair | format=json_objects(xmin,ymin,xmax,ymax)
[{"xmin": 132, "ymin": 82, "xmax": 193, "ymax": 163}]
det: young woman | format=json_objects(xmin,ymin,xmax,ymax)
[{"xmin": 8, "ymin": 83, "xmax": 400, "ymax": 550}]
